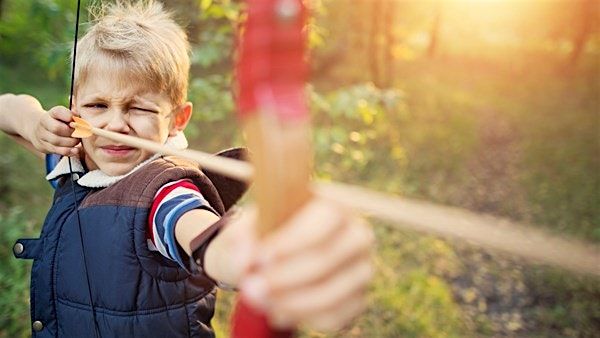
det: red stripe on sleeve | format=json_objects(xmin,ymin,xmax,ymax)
[{"xmin": 147, "ymin": 179, "xmax": 201, "ymax": 242}]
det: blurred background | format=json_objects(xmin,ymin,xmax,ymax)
[{"xmin": 0, "ymin": 0, "xmax": 598, "ymax": 337}]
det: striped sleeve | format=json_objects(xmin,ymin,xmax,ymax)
[{"xmin": 147, "ymin": 179, "xmax": 218, "ymax": 270}]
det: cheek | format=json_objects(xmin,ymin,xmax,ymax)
[
  {"xmin": 81, "ymin": 137, "xmax": 94, "ymax": 151},
  {"xmin": 78, "ymin": 110, "xmax": 107, "ymax": 127},
  {"xmin": 80, "ymin": 137, "xmax": 99, "ymax": 170},
  {"xmin": 131, "ymin": 116, "xmax": 170, "ymax": 142}
]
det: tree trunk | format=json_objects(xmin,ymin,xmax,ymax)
[
  {"xmin": 427, "ymin": 0, "xmax": 443, "ymax": 59},
  {"xmin": 370, "ymin": 0, "xmax": 382, "ymax": 87},
  {"xmin": 383, "ymin": 0, "xmax": 395, "ymax": 87},
  {"xmin": 567, "ymin": 0, "xmax": 594, "ymax": 68}
]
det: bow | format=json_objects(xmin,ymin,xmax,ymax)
[
  {"xmin": 231, "ymin": 0, "xmax": 309, "ymax": 337},
  {"xmin": 61, "ymin": 0, "xmax": 100, "ymax": 336},
  {"xmin": 60, "ymin": 1, "xmax": 309, "ymax": 337}
]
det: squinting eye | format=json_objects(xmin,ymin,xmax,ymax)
[
  {"xmin": 84, "ymin": 103, "xmax": 107, "ymax": 109},
  {"xmin": 131, "ymin": 107, "xmax": 157, "ymax": 114}
]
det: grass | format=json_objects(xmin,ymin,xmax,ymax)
[{"xmin": 394, "ymin": 54, "xmax": 600, "ymax": 241}]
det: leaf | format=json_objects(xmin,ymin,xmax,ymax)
[{"xmin": 200, "ymin": 0, "xmax": 213, "ymax": 11}]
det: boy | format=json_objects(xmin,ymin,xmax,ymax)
[{"xmin": 0, "ymin": 1, "xmax": 373, "ymax": 337}]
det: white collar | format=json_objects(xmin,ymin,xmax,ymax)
[{"xmin": 46, "ymin": 132, "xmax": 189, "ymax": 188}]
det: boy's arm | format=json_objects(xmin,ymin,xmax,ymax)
[
  {"xmin": 0, "ymin": 94, "xmax": 44, "ymax": 157},
  {"xmin": 8, "ymin": 134, "xmax": 45, "ymax": 159},
  {"xmin": 175, "ymin": 209, "xmax": 238, "ymax": 284},
  {"xmin": 178, "ymin": 199, "xmax": 374, "ymax": 332},
  {"xmin": 0, "ymin": 93, "xmax": 79, "ymax": 157},
  {"xmin": 175, "ymin": 209, "xmax": 220, "ymax": 257},
  {"xmin": 175, "ymin": 209, "xmax": 250, "ymax": 287}
]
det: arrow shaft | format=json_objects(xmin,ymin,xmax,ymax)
[
  {"xmin": 89, "ymin": 126, "xmax": 253, "ymax": 181},
  {"xmin": 316, "ymin": 182, "xmax": 600, "ymax": 277},
  {"xmin": 75, "ymin": 122, "xmax": 600, "ymax": 276}
]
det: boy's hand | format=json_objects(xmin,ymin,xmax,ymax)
[
  {"xmin": 206, "ymin": 198, "xmax": 374, "ymax": 332},
  {"xmin": 30, "ymin": 106, "xmax": 80, "ymax": 157}
]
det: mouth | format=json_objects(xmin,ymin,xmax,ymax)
[{"xmin": 100, "ymin": 145, "xmax": 136, "ymax": 157}]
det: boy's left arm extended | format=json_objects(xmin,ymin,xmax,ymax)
[
  {"xmin": 0, "ymin": 93, "xmax": 45, "ymax": 157},
  {"xmin": 0, "ymin": 93, "xmax": 79, "ymax": 157}
]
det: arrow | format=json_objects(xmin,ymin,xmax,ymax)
[
  {"xmin": 70, "ymin": 116, "xmax": 253, "ymax": 181},
  {"xmin": 70, "ymin": 116, "xmax": 600, "ymax": 276}
]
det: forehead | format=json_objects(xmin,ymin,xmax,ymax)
[{"xmin": 75, "ymin": 58, "xmax": 171, "ymax": 107}]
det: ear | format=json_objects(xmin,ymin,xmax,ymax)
[{"xmin": 169, "ymin": 102, "xmax": 193, "ymax": 137}]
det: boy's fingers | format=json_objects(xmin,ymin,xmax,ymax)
[
  {"xmin": 48, "ymin": 144, "xmax": 77, "ymax": 157},
  {"xmin": 270, "ymin": 297, "xmax": 367, "ymax": 332},
  {"xmin": 302, "ymin": 297, "xmax": 367, "ymax": 332},
  {"xmin": 259, "ymin": 199, "xmax": 347, "ymax": 265},
  {"xmin": 268, "ymin": 258, "xmax": 372, "ymax": 321},
  {"xmin": 40, "ymin": 130, "xmax": 79, "ymax": 147},
  {"xmin": 42, "ymin": 117, "xmax": 74, "ymax": 137},
  {"xmin": 48, "ymin": 106, "xmax": 76, "ymax": 123},
  {"xmin": 262, "ymin": 219, "xmax": 373, "ymax": 292}
]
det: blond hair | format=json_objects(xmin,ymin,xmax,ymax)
[{"xmin": 75, "ymin": 0, "xmax": 190, "ymax": 105}]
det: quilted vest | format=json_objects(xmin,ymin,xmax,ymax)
[{"xmin": 14, "ymin": 150, "xmax": 247, "ymax": 338}]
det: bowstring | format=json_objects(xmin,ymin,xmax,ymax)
[{"xmin": 68, "ymin": 0, "xmax": 100, "ymax": 336}]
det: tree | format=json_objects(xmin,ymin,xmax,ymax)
[
  {"xmin": 369, "ymin": 0, "xmax": 382, "ymax": 87},
  {"xmin": 383, "ymin": 0, "xmax": 396, "ymax": 86},
  {"xmin": 427, "ymin": 0, "xmax": 443, "ymax": 59},
  {"xmin": 568, "ymin": 0, "xmax": 595, "ymax": 68}
]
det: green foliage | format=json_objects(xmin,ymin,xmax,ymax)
[
  {"xmin": 189, "ymin": 0, "xmax": 239, "ymax": 74},
  {"xmin": 311, "ymin": 84, "xmax": 408, "ymax": 192},
  {"xmin": 296, "ymin": 227, "xmax": 467, "ymax": 338},
  {"xmin": 0, "ymin": 135, "xmax": 52, "ymax": 209},
  {"xmin": 182, "ymin": 0, "xmax": 241, "ymax": 151},
  {"xmin": 189, "ymin": 74, "xmax": 235, "ymax": 123},
  {"xmin": 213, "ymin": 290, "xmax": 236, "ymax": 338},
  {"xmin": 199, "ymin": 0, "xmax": 240, "ymax": 22},
  {"xmin": 191, "ymin": 0, "xmax": 238, "ymax": 69},
  {"xmin": 186, "ymin": 72, "xmax": 242, "ymax": 152},
  {"xmin": 515, "ymin": 73, "xmax": 600, "ymax": 240},
  {"xmin": 362, "ymin": 228, "xmax": 467, "ymax": 338},
  {"xmin": 0, "ymin": 0, "xmax": 87, "ymax": 82},
  {"xmin": 371, "ymin": 270, "xmax": 462, "ymax": 337},
  {"xmin": 523, "ymin": 266, "xmax": 600, "ymax": 337}
]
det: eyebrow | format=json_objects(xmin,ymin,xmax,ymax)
[
  {"xmin": 79, "ymin": 94, "xmax": 108, "ymax": 103},
  {"xmin": 80, "ymin": 94, "xmax": 162, "ymax": 111},
  {"xmin": 131, "ymin": 96, "xmax": 161, "ymax": 111}
]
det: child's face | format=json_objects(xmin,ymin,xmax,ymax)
[{"xmin": 75, "ymin": 66, "xmax": 184, "ymax": 176}]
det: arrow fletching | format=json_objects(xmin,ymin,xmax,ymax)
[{"xmin": 70, "ymin": 116, "xmax": 93, "ymax": 138}]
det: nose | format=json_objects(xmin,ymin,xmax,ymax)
[{"xmin": 104, "ymin": 108, "xmax": 131, "ymax": 134}]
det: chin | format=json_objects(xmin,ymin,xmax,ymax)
[
  {"xmin": 97, "ymin": 158, "xmax": 146, "ymax": 176},
  {"xmin": 89, "ymin": 150, "xmax": 153, "ymax": 176},
  {"xmin": 100, "ymin": 164, "xmax": 137, "ymax": 176}
]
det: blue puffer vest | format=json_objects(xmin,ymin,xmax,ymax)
[{"xmin": 13, "ymin": 154, "xmax": 245, "ymax": 337}]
